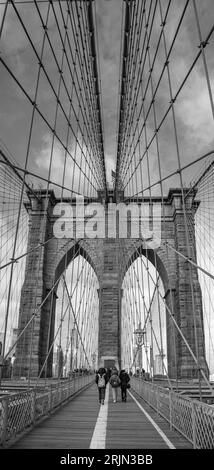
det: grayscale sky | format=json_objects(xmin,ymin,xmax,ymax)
[
  {"xmin": 0, "ymin": 0, "xmax": 214, "ymax": 187},
  {"xmin": 0, "ymin": 0, "xmax": 214, "ymax": 374}
]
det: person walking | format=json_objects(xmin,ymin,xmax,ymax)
[
  {"xmin": 95, "ymin": 367, "xmax": 108, "ymax": 405},
  {"xmin": 109, "ymin": 368, "xmax": 121, "ymax": 403},
  {"xmin": 119, "ymin": 369, "xmax": 130, "ymax": 402},
  {"xmin": 106, "ymin": 367, "xmax": 111, "ymax": 382}
]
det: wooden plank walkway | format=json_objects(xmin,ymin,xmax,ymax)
[{"xmin": 11, "ymin": 383, "xmax": 192, "ymax": 449}]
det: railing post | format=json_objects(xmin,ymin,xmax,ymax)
[
  {"xmin": 148, "ymin": 383, "xmax": 151, "ymax": 407},
  {"xmin": 142, "ymin": 378, "xmax": 145, "ymax": 398},
  {"xmin": 141, "ymin": 379, "xmax": 144, "ymax": 400},
  {"xmin": 31, "ymin": 390, "xmax": 36, "ymax": 424},
  {"xmin": 69, "ymin": 376, "xmax": 72, "ymax": 397},
  {"xmin": 157, "ymin": 387, "xmax": 159, "ymax": 415},
  {"xmin": 191, "ymin": 401, "xmax": 197, "ymax": 449},
  {"xmin": 61, "ymin": 382, "xmax": 64, "ymax": 403},
  {"xmin": 57, "ymin": 381, "xmax": 60, "ymax": 405},
  {"xmin": 66, "ymin": 379, "xmax": 69, "ymax": 400},
  {"xmin": 0, "ymin": 396, "xmax": 9, "ymax": 446},
  {"xmin": 58, "ymin": 383, "xmax": 61, "ymax": 406},
  {"xmin": 48, "ymin": 385, "xmax": 52, "ymax": 413},
  {"xmin": 169, "ymin": 391, "xmax": 172, "ymax": 430}
]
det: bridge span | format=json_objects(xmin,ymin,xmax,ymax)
[
  {"xmin": 1, "ymin": 374, "xmax": 214, "ymax": 450},
  {"xmin": 1, "ymin": 0, "xmax": 214, "ymax": 456}
]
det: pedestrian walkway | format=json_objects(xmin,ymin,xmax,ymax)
[{"xmin": 11, "ymin": 383, "xmax": 192, "ymax": 449}]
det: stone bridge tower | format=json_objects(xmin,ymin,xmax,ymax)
[{"xmin": 14, "ymin": 188, "xmax": 209, "ymax": 380}]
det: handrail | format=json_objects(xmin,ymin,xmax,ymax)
[
  {"xmin": 0, "ymin": 373, "xmax": 94, "ymax": 447},
  {"xmin": 131, "ymin": 377, "xmax": 214, "ymax": 449}
]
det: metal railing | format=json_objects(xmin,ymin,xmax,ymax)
[
  {"xmin": 131, "ymin": 377, "xmax": 214, "ymax": 449},
  {"xmin": 0, "ymin": 373, "xmax": 94, "ymax": 447}
]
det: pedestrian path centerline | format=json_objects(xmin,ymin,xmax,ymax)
[
  {"xmin": 89, "ymin": 383, "xmax": 109, "ymax": 449},
  {"xmin": 128, "ymin": 390, "xmax": 176, "ymax": 449}
]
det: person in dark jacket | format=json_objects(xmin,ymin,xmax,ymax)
[
  {"xmin": 119, "ymin": 369, "xmax": 130, "ymax": 402},
  {"xmin": 95, "ymin": 367, "xmax": 108, "ymax": 405},
  {"xmin": 106, "ymin": 367, "xmax": 111, "ymax": 381},
  {"xmin": 109, "ymin": 368, "xmax": 121, "ymax": 403}
]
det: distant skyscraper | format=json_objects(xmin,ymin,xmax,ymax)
[
  {"xmin": 154, "ymin": 354, "xmax": 165, "ymax": 375},
  {"xmin": 10, "ymin": 328, "xmax": 18, "ymax": 352}
]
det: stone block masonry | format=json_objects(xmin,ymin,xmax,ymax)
[{"xmin": 14, "ymin": 189, "xmax": 209, "ymax": 379}]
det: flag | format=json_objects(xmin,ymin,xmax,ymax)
[
  {"xmin": 111, "ymin": 169, "xmax": 124, "ymax": 190},
  {"xmin": 111, "ymin": 170, "xmax": 116, "ymax": 183}
]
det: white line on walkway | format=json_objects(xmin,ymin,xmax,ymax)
[
  {"xmin": 128, "ymin": 390, "xmax": 176, "ymax": 449},
  {"xmin": 89, "ymin": 383, "xmax": 109, "ymax": 449}
]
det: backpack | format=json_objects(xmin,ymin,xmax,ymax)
[
  {"xmin": 97, "ymin": 373, "xmax": 105, "ymax": 388},
  {"xmin": 110, "ymin": 375, "xmax": 120, "ymax": 388}
]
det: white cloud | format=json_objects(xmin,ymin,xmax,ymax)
[
  {"xmin": 105, "ymin": 152, "xmax": 116, "ymax": 185},
  {"xmin": 176, "ymin": 69, "xmax": 214, "ymax": 150},
  {"xmin": 34, "ymin": 133, "xmax": 99, "ymax": 197}
]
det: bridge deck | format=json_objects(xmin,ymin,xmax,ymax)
[{"xmin": 11, "ymin": 383, "xmax": 192, "ymax": 449}]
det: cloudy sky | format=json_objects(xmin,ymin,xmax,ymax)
[
  {"xmin": 90, "ymin": 0, "xmax": 214, "ymax": 193},
  {"xmin": 0, "ymin": 0, "xmax": 214, "ymax": 190},
  {"xmin": 0, "ymin": 0, "xmax": 214, "ymax": 374}
]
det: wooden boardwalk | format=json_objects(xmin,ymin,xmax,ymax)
[{"xmin": 11, "ymin": 383, "xmax": 192, "ymax": 449}]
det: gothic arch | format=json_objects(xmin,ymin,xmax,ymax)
[
  {"xmin": 120, "ymin": 243, "xmax": 170, "ymax": 294},
  {"xmin": 15, "ymin": 189, "xmax": 209, "ymax": 379},
  {"xmin": 54, "ymin": 241, "xmax": 99, "ymax": 285}
]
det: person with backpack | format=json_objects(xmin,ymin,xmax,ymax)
[
  {"xmin": 106, "ymin": 367, "xmax": 111, "ymax": 381},
  {"xmin": 95, "ymin": 367, "xmax": 108, "ymax": 405},
  {"xmin": 109, "ymin": 368, "xmax": 121, "ymax": 403},
  {"xmin": 119, "ymin": 369, "xmax": 130, "ymax": 402}
]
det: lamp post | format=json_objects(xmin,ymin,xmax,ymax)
[
  {"xmin": 134, "ymin": 322, "xmax": 145, "ymax": 376},
  {"xmin": 92, "ymin": 352, "xmax": 96, "ymax": 372}
]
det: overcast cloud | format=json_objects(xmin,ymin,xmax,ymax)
[
  {"xmin": 0, "ymin": 0, "xmax": 214, "ymax": 373},
  {"xmin": 0, "ymin": 0, "xmax": 214, "ymax": 188}
]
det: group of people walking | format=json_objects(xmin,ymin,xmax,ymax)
[{"xmin": 95, "ymin": 366, "xmax": 130, "ymax": 405}]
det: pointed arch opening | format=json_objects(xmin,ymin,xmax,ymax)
[
  {"xmin": 53, "ymin": 254, "xmax": 99, "ymax": 378},
  {"xmin": 121, "ymin": 254, "xmax": 168, "ymax": 379}
]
